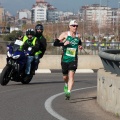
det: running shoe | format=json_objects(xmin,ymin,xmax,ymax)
[
  {"xmin": 64, "ymin": 85, "xmax": 68, "ymax": 93},
  {"xmin": 65, "ymin": 92, "xmax": 70, "ymax": 100}
]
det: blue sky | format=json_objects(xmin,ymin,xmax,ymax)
[{"xmin": 1, "ymin": 0, "xmax": 119, "ymax": 15}]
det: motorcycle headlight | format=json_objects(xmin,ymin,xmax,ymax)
[
  {"xmin": 7, "ymin": 47, "xmax": 9, "ymax": 50},
  {"xmin": 12, "ymin": 55, "xmax": 20, "ymax": 59},
  {"xmin": 7, "ymin": 51, "xmax": 12, "ymax": 57}
]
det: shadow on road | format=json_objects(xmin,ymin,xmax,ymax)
[{"xmin": 70, "ymin": 96, "xmax": 97, "ymax": 103}]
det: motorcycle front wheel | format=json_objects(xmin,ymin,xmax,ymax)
[
  {"xmin": 21, "ymin": 74, "xmax": 33, "ymax": 84},
  {"xmin": 0, "ymin": 65, "xmax": 11, "ymax": 86}
]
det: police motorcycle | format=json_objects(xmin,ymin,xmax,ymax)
[{"xmin": 0, "ymin": 39, "xmax": 33, "ymax": 86}]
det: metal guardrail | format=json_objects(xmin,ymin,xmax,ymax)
[
  {"xmin": 98, "ymin": 49, "xmax": 120, "ymax": 76},
  {"xmin": 0, "ymin": 41, "xmax": 120, "ymax": 55}
]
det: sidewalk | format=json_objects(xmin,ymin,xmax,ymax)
[{"xmin": 71, "ymin": 88, "xmax": 120, "ymax": 120}]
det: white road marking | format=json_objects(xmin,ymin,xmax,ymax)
[
  {"xmin": 35, "ymin": 69, "xmax": 51, "ymax": 73},
  {"xmin": 45, "ymin": 86, "xmax": 97, "ymax": 120},
  {"xmin": 0, "ymin": 69, "xmax": 51, "ymax": 73},
  {"xmin": 76, "ymin": 69, "xmax": 94, "ymax": 73}
]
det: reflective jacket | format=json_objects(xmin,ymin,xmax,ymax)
[{"xmin": 21, "ymin": 36, "xmax": 42, "ymax": 55}]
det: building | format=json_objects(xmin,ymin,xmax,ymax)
[
  {"xmin": 18, "ymin": 9, "xmax": 31, "ymax": 19},
  {"xmin": 0, "ymin": 5, "xmax": 5, "ymax": 23},
  {"xmin": 81, "ymin": 4, "xmax": 112, "ymax": 28},
  {"xmin": 31, "ymin": 0, "xmax": 48, "ymax": 23},
  {"xmin": 31, "ymin": 3, "xmax": 47, "ymax": 23},
  {"xmin": 31, "ymin": 0, "xmax": 59, "ymax": 23},
  {"xmin": 111, "ymin": 8, "xmax": 118, "ymax": 31},
  {"xmin": 47, "ymin": 5, "xmax": 58, "ymax": 22}
]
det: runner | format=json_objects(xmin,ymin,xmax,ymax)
[{"xmin": 54, "ymin": 20, "xmax": 82, "ymax": 100}]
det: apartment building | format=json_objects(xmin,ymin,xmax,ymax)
[
  {"xmin": 111, "ymin": 8, "xmax": 118, "ymax": 28},
  {"xmin": 47, "ymin": 7, "xmax": 59, "ymax": 22},
  {"xmin": 81, "ymin": 4, "xmax": 112, "ymax": 28},
  {"xmin": 31, "ymin": 1, "xmax": 47, "ymax": 23},
  {"xmin": 31, "ymin": 0, "xmax": 59, "ymax": 23},
  {"xmin": 0, "ymin": 6, "xmax": 5, "ymax": 23},
  {"xmin": 18, "ymin": 9, "xmax": 31, "ymax": 19}
]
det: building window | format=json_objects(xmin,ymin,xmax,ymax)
[{"xmin": 37, "ymin": 9, "xmax": 44, "ymax": 11}]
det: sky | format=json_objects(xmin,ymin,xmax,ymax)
[{"xmin": 1, "ymin": 0, "xmax": 120, "ymax": 16}]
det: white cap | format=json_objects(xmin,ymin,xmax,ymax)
[{"xmin": 69, "ymin": 20, "xmax": 78, "ymax": 26}]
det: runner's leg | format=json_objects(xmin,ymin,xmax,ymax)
[
  {"xmin": 68, "ymin": 70, "xmax": 75, "ymax": 91},
  {"xmin": 61, "ymin": 62, "xmax": 69, "ymax": 93}
]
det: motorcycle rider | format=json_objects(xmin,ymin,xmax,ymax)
[
  {"xmin": 32, "ymin": 24, "xmax": 47, "ymax": 73},
  {"xmin": 21, "ymin": 28, "xmax": 41, "ymax": 75}
]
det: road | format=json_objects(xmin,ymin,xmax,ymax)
[{"xmin": 0, "ymin": 73, "xmax": 119, "ymax": 120}]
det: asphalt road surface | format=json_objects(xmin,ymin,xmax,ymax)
[{"xmin": 0, "ymin": 73, "xmax": 119, "ymax": 120}]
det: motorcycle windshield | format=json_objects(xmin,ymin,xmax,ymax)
[
  {"xmin": 12, "ymin": 40, "xmax": 23, "ymax": 52},
  {"xmin": 12, "ymin": 44, "xmax": 20, "ymax": 52}
]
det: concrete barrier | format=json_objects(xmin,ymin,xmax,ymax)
[
  {"xmin": 97, "ymin": 69, "xmax": 120, "ymax": 116},
  {"xmin": 0, "ymin": 55, "xmax": 103, "ymax": 69}
]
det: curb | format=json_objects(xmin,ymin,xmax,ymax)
[{"xmin": 0, "ymin": 69, "xmax": 97, "ymax": 74}]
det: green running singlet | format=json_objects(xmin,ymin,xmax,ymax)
[{"xmin": 62, "ymin": 31, "xmax": 80, "ymax": 63}]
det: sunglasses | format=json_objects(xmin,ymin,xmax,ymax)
[{"xmin": 71, "ymin": 25, "xmax": 78, "ymax": 27}]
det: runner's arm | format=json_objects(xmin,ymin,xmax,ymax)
[
  {"xmin": 53, "ymin": 32, "xmax": 66, "ymax": 46},
  {"xmin": 53, "ymin": 39, "xmax": 64, "ymax": 46}
]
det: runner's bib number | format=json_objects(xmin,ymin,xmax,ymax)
[
  {"xmin": 66, "ymin": 48, "xmax": 76, "ymax": 57},
  {"xmin": 14, "ymin": 40, "xmax": 23, "ymax": 46}
]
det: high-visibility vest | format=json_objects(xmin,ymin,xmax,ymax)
[
  {"xmin": 93, "ymin": 43, "xmax": 97, "ymax": 46},
  {"xmin": 21, "ymin": 36, "xmax": 42, "ymax": 55},
  {"xmin": 106, "ymin": 43, "xmax": 110, "ymax": 47},
  {"xmin": 23, "ymin": 35, "xmax": 28, "ymax": 43},
  {"xmin": 101, "ymin": 43, "xmax": 105, "ymax": 47},
  {"xmin": 20, "ymin": 35, "xmax": 28, "ymax": 50}
]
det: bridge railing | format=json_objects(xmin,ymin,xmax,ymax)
[
  {"xmin": 0, "ymin": 41, "xmax": 120, "ymax": 55},
  {"xmin": 98, "ymin": 49, "xmax": 120, "ymax": 76}
]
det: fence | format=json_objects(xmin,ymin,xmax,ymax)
[
  {"xmin": 0, "ymin": 41, "xmax": 120, "ymax": 55},
  {"xmin": 98, "ymin": 49, "xmax": 120, "ymax": 76}
]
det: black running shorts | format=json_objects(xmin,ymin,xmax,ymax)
[{"xmin": 61, "ymin": 61, "xmax": 78, "ymax": 75}]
